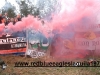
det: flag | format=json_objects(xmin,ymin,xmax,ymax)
[
  {"xmin": 40, "ymin": 38, "xmax": 49, "ymax": 50},
  {"xmin": 64, "ymin": 39, "xmax": 74, "ymax": 49},
  {"xmin": 84, "ymin": 31, "xmax": 96, "ymax": 40}
]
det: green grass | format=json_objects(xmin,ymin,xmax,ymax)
[{"xmin": 0, "ymin": 55, "xmax": 100, "ymax": 75}]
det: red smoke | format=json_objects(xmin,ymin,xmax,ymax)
[
  {"xmin": 0, "ymin": 0, "xmax": 100, "ymax": 61},
  {"xmin": 0, "ymin": 24, "xmax": 5, "ymax": 32},
  {"xmin": 49, "ymin": 0, "xmax": 100, "ymax": 61}
]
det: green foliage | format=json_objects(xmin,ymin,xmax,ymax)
[
  {"xmin": 1, "ymin": 1, "xmax": 16, "ymax": 18},
  {"xmin": 0, "ymin": 0, "xmax": 40, "ymax": 18},
  {"xmin": 20, "ymin": 1, "xmax": 29, "ymax": 17},
  {"xmin": 7, "ymin": 8, "xmax": 16, "ymax": 18},
  {"xmin": 2, "ymin": 8, "xmax": 16, "ymax": 18},
  {"xmin": 19, "ymin": 0, "xmax": 40, "ymax": 17}
]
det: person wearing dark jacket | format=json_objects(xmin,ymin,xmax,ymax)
[
  {"xmin": 17, "ymin": 14, "xmax": 21, "ymax": 21},
  {"xmin": 0, "ymin": 17, "xmax": 6, "ymax": 24},
  {"xmin": 0, "ymin": 14, "xmax": 2, "ymax": 24}
]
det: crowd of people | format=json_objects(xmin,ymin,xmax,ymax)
[{"xmin": 0, "ymin": 13, "xmax": 21, "ymax": 25}]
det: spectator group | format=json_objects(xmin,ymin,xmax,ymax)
[{"xmin": 0, "ymin": 12, "xmax": 21, "ymax": 25}]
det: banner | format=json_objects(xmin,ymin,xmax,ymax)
[
  {"xmin": 25, "ymin": 29, "xmax": 50, "ymax": 58},
  {"xmin": 74, "ymin": 24, "xmax": 100, "ymax": 32},
  {"xmin": 74, "ymin": 24, "xmax": 100, "ymax": 51},
  {"xmin": 75, "ymin": 37, "xmax": 100, "ymax": 50},
  {"xmin": 0, "ymin": 34, "xmax": 26, "ymax": 54}
]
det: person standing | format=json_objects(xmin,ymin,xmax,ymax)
[
  {"xmin": 3, "ymin": 13, "xmax": 9, "ymax": 25},
  {"xmin": 4, "ymin": 13, "xmax": 9, "ymax": 20},
  {"xmin": 0, "ymin": 13, "xmax": 2, "ymax": 24},
  {"xmin": 13, "ymin": 17, "xmax": 18, "ymax": 25},
  {"xmin": 1, "ymin": 17, "xmax": 6, "ymax": 24},
  {"xmin": 17, "ymin": 14, "xmax": 21, "ymax": 21}
]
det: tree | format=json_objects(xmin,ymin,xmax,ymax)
[
  {"xmin": 1, "ymin": 1, "xmax": 16, "ymax": 18},
  {"xmin": 35, "ymin": 0, "xmax": 61, "ymax": 19},
  {"xmin": 7, "ymin": 8, "xmax": 16, "ymax": 18},
  {"xmin": 20, "ymin": 0, "xmax": 29, "ymax": 17},
  {"xmin": 17, "ymin": 0, "xmax": 40, "ymax": 17}
]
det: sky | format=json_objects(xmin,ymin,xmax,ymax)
[
  {"xmin": 0, "ymin": 0, "xmax": 100, "ymax": 23},
  {"xmin": 0, "ymin": 0, "xmax": 76, "ymax": 14},
  {"xmin": 0, "ymin": 0, "xmax": 38, "ymax": 8},
  {"xmin": 0, "ymin": 0, "xmax": 20, "ymax": 13},
  {"xmin": 0, "ymin": 0, "xmax": 18, "ymax": 8},
  {"xmin": 60, "ymin": 0, "xmax": 76, "ymax": 13}
]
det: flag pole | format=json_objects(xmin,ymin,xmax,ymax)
[{"xmin": 25, "ymin": 29, "xmax": 29, "ymax": 57}]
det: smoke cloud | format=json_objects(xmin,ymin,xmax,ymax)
[{"xmin": 0, "ymin": 0, "xmax": 100, "ymax": 61}]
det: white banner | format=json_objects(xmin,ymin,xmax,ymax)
[
  {"xmin": 75, "ymin": 37, "xmax": 100, "ymax": 50},
  {"xmin": 0, "ymin": 37, "xmax": 26, "ymax": 44},
  {"xmin": 26, "ymin": 49, "xmax": 46, "ymax": 58},
  {"xmin": 25, "ymin": 29, "xmax": 50, "ymax": 58},
  {"xmin": 74, "ymin": 24, "xmax": 100, "ymax": 32}
]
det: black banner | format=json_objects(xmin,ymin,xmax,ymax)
[{"xmin": 0, "ymin": 35, "xmax": 26, "ymax": 50}]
